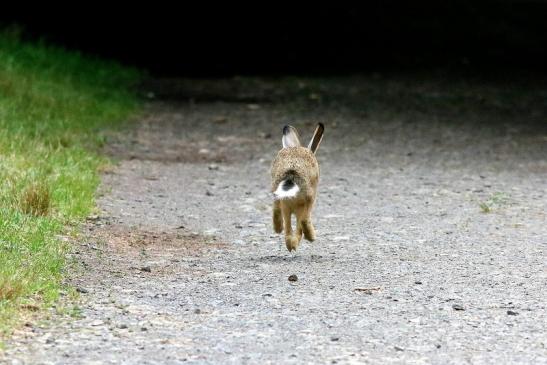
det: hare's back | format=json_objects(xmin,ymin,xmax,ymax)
[{"xmin": 272, "ymin": 147, "xmax": 319, "ymax": 177}]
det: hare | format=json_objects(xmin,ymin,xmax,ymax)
[{"xmin": 271, "ymin": 123, "xmax": 324, "ymax": 251}]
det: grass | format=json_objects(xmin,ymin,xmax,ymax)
[
  {"xmin": 479, "ymin": 192, "xmax": 511, "ymax": 213},
  {"xmin": 0, "ymin": 27, "xmax": 141, "ymax": 335}
]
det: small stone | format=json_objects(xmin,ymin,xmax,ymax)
[
  {"xmin": 203, "ymin": 229, "xmax": 218, "ymax": 236},
  {"xmin": 452, "ymin": 304, "xmax": 465, "ymax": 311},
  {"xmin": 117, "ymin": 324, "xmax": 128, "ymax": 329},
  {"xmin": 235, "ymin": 224, "xmax": 243, "ymax": 229},
  {"xmin": 507, "ymin": 310, "xmax": 519, "ymax": 316},
  {"xmin": 194, "ymin": 309, "xmax": 201, "ymax": 314},
  {"xmin": 436, "ymin": 344, "xmax": 442, "ymax": 349},
  {"xmin": 206, "ymin": 191, "xmax": 214, "ymax": 196},
  {"xmin": 414, "ymin": 281, "xmax": 422, "ymax": 285},
  {"xmin": 141, "ymin": 266, "xmax": 151, "ymax": 273},
  {"xmin": 330, "ymin": 337, "xmax": 339, "ymax": 341},
  {"xmin": 76, "ymin": 287, "xmax": 89, "ymax": 294},
  {"xmin": 394, "ymin": 346, "xmax": 404, "ymax": 352},
  {"xmin": 208, "ymin": 164, "xmax": 219, "ymax": 171},
  {"xmin": 46, "ymin": 337, "xmax": 55, "ymax": 344},
  {"xmin": 91, "ymin": 320, "xmax": 104, "ymax": 326},
  {"xmin": 141, "ymin": 327, "xmax": 148, "ymax": 331},
  {"xmin": 288, "ymin": 275, "xmax": 298, "ymax": 282}
]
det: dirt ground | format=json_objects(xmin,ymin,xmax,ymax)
[{"xmin": 2, "ymin": 75, "xmax": 547, "ymax": 364}]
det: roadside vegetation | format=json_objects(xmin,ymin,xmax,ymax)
[{"xmin": 0, "ymin": 28, "xmax": 141, "ymax": 334}]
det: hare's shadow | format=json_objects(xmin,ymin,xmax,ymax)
[{"xmin": 252, "ymin": 254, "xmax": 327, "ymax": 264}]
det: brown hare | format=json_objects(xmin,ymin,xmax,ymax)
[{"xmin": 271, "ymin": 123, "xmax": 324, "ymax": 251}]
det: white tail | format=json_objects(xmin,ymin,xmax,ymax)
[{"xmin": 273, "ymin": 179, "xmax": 300, "ymax": 200}]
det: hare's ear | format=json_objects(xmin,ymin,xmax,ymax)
[
  {"xmin": 308, "ymin": 123, "xmax": 324, "ymax": 153},
  {"xmin": 282, "ymin": 125, "xmax": 302, "ymax": 148}
]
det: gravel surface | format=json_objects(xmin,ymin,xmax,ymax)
[{"xmin": 2, "ymin": 76, "xmax": 547, "ymax": 364}]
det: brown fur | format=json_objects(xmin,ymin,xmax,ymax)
[{"xmin": 271, "ymin": 127, "xmax": 323, "ymax": 251}]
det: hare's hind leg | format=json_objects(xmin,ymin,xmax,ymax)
[
  {"xmin": 273, "ymin": 200, "xmax": 283, "ymax": 233},
  {"xmin": 282, "ymin": 204, "xmax": 300, "ymax": 252},
  {"xmin": 300, "ymin": 203, "xmax": 316, "ymax": 242},
  {"xmin": 301, "ymin": 219, "xmax": 316, "ymax": 242}
]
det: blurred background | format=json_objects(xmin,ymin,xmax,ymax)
[{"xmin": 3, "ymin": 1, "xmax": 547, "ymax": 77}]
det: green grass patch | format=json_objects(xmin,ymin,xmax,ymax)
[
  {"xmin": 0, "ymin": 28, "xmax": 141, "ymax": 334},
  {"xmin": 479, "ymin": 192, "xmax": 511, "ymax": 213}
]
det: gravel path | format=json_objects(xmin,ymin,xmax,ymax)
[{"xmin": 3, "ymin": 76, "xmax": 547, "ymax": 364}]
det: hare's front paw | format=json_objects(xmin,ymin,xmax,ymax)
[{"xmin": 285, "ymin": 235, "xmax": 300, "ymax": 252}]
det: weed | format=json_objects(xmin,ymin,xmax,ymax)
[
  {"xmin": 479, "ymin": 192, "xmax": 510, "ymax": 213},
  {"xmin": 20, "ymin": 183, "xmax": 51, "ymax": 216}
]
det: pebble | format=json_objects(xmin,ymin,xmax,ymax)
[
  {"xmin": 288, "ymin": 275, "xmax": 298, "ymax": 282},
  {"xmin": 141, "ymin": 266, "xmax": 152, "ymax": 273},
  {"xmin": 452, "ymin": 304, "xmax": 465, "ymax": 311},
  {"xmin": 507, "ymin": 310, "xmax": 519, "ymax": 316}
]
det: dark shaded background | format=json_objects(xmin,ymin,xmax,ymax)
[{"xmin": 3, "ymin": 1, "xmax": 547, "ymax": 76}]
